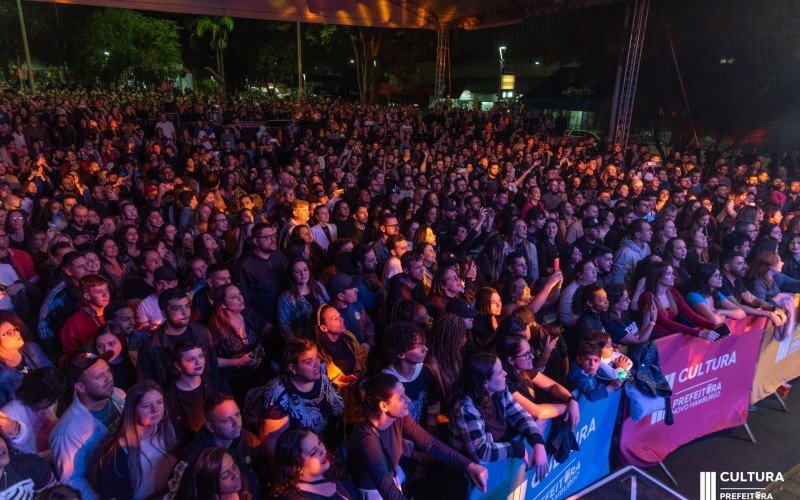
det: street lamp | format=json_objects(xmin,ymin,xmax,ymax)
[{"xmin": 498, "ymin": 46, "xmax": 507, "ymax": 101}]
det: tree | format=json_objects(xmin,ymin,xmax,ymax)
[
  {"xmin": 189, "ymin": 16, "xmax": 234, "ymax": 96},
  {"xmin": 75, "ymin": 9, "xmax": 181, "ymax": 86}
]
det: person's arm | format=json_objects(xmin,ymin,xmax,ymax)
[
  {"xmin": 354, "ymin": 427, "xmax": 407, "ymax": 500},
  {"xmin": 277, "ymin": 294, "xmax": 299, "ymax": 344},
  {"xmin": 530, "ymin": 271, "xmax": 562, "ymax": 314},
  {"xmin": 511, "ymin": 390, "xmax": 565, "ymax": 420},
  {"xmin": 531, "ymin": 371, "xmax": 580, "ymax": 429},
  {"xmin": 717, "ymin": 293, "xmax": 746, "ymax": 320},
  {"xmin": 557, "ymin": 282, "xmax": 578, "ymax": 327},
  {"xmin": 258, "ymin": 416, "xmax": 289, "ymax": 457},
  {"xmin": 451, "ymin": 397, "xmax": 525, "ymax": 463},
  {"xmin": 775, "ymin": 273, "xmax": 800, "ymax": 293},
  {"xmin": 639, "ymin": 291, "xmax": 701, "ymax": 337},
  {"xmin": 672, "ymin": 288, "xmax": 717, "ymax": 329},
  {"xmin": 609, "ymin": 249, "xmax": 632, "ymax": 286},
  {"xmin": 687, "ymin": 292, "xmax": 726, "ymax": 324}
]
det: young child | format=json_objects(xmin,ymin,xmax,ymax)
[
  {"xmin": 585, "ymin": 330, "xmax": 634, "ymax": 375},
  {"xmin": 567, "ymin": 341, "xmax": 624, "ymax": 402}
]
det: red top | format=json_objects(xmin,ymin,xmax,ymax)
[
  {"xmin": 638, "ymin": 288, "xmax": 716, "ymax": 337},
  {"xmin": 60, "ymin": 309, "xmax": 106, "ymax": 356}
]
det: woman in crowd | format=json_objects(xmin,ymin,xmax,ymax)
[
  {"xmin": 207, "ymin": 284, "xmax": 265, "ymax": 401},
  {"xmin": 686, "ymin": 263, "xmax": 746, "ymax": 324},
  {"xmin": 638, "ymin": 261, "xmax": 719, "ymax": 340},
  {"xmin": 469, "ymin": 287, "xmax": 502, "ymax": 353},
  {"xmin": 347, "ymin": 373, "xmax": 488, "ymax": 499},
  {"xmin": 745, "ymin": 251, "xmax": 800, "ymax": 340},
  {"xmin": 536, "ymin": 218, "xmax": 560, "ymax": 276},
  {"xmin": 0, "ymin": 367, "xmax": 66, "ymax": 456},
  {"xmin": 97, "ymin": 380, "xmax": 178, "ymax": 499},
  {"xmin": 278, "ymin": 258, "xmax": 330, "ymax": 343},
  {"xmin": 662, "ymin": 237, "xmax": 690, "ymax": 292},
  {"xmin": 603, "ymin": 284, "xmax": 657, "ymax": 345},
  {"xmin": 96, "ymin": 235, "xmax": 136, "ymax": 299},
  {"xmin": 496, "ymin": 335, "xmax": 579, "ymax": 426},
  {"xmin": 0, "ymin": 319, "xmax": 53, "ymax": 408},
  {"xmin": 273, "ymin": 427, "xmax": 359, "ymax": 499},
  {"xmin": 557, "ymin": 259, "xmax": 597, "ymax": 328},
  {"xmin": 750, "ymin": 222, "xmax": 783, "ymax": 259},
  {"xmin": 450, "ymin": 353, "xmax": 548, "ymax": 478},
  {"xmin": 651, "ymin": 217, "xmax": 678, "ymax": 258},
  {"xmin": 425, "ymin": 314, "xmax": 468, "ymax": 408},
  {"xmin": 684, "ymin": 228, "xmax": 710, "ymax": 272},
  {"xmin": 315, "ymin": 304, "xmax": 367, "ymax": 423},
  {"xmin": 175, "ymin": 447, "xmax": 251, "ymax": 500},
  {"xmin": 781, "ymin": 233, "xmax": 800, "ymax": 281},
  {"xmin": 166, "ymin": 339, "xmax": 230, "ymax": 435},
  {"xmin": 93, "ymin": 324, "xmax": 137, "ymax": 391},
  {"xmin": 119, "ymin": 224, "xmax": 143, "ymax": 261}
]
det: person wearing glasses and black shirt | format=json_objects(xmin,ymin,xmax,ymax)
[{"xmin": 233, "ymin": 223, "xmax": 287, "ymax": 332}]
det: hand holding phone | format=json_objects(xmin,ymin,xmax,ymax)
[{"xmin": 553, "ymin": 258, "xmax": 560, "ymax": 272}]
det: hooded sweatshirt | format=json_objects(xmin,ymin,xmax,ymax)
[{"xmin": 610, "ymin": 238, "xmax": 651, "ymax": 286}]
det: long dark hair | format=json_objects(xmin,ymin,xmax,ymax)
[
  {"xmin": 457, "ymin": 352, "xmax": 500, "ymax": 420},
  {"xmin": 175, "ymin": 446, "xmax": 250, "ymax": 500}
]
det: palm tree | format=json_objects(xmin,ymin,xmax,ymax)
[{"xmin": 190, "ymin": 16, "xmax": 234, "ymax": 96}]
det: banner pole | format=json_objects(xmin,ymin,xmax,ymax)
[
  {"xmin": 773, "ymin": 392, "xmax": 789, "ymax": 412},
  {"xmin": 742, "ymin": 423, "xmax": 756, "ymax": 444},
  {"xmin": 658, "ymin": 462, "xmax": 678, "ymax": 486}
]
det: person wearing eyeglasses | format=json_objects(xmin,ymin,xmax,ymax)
[
  {"xmin": 496, "ymin": 335, "xmax": 579, "ymax": 429},
  {"xmin": 232, "ymin": 223, "xmax": 287, "ymax": 333},
  {"xmin": 0, "ymin": 318, "xmax": 53, "ymax": 408}
]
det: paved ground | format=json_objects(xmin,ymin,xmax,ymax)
[{"xmin": 643, "ymin": 379, "xmax": 800, "ymax": 499}]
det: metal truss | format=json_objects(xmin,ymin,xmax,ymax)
[
  {"xmin": 434, "ymin": 25, "xmax": 449, "ymax": 99},
  {"xmin": 613, "ymin": 0, "xmax": 650, "ymax": 147}
]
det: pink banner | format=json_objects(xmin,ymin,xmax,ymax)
[{"xmin": 619, "ymin": 316, "xmax": 766, "ymax": 467}]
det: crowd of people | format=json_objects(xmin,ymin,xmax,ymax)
[{"xmin": 0, "ymin": 87, "xmax": 798, "ymax": 499}]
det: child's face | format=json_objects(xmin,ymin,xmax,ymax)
[
  {"xmin": 579, "ymin": 354, "xmax": 601, "ymax": 375},
  {"xmin": 601, "ymin": 339, "xmax": 613, "ymax": 360}
]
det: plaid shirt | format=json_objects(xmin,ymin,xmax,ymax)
[{"xmin": 450, "ymin": 389, "xmax": 543, "ymax": 463}]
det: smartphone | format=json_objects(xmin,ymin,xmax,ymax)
[
  {"xmin": 714, "ymin": 323, "xmax": 731, "ymax": 339},
  {"xmin": 553, "ymin": 257, "xmax": 560, "ymax": 272}
]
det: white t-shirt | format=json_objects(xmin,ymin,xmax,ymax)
[{"xmin": 134, "ymin": 294, "xmax": 164, "ymax": 329}]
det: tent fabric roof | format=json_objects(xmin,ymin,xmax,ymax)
[{"xmin": 28, "ymin": 0, "xmax": 625, "ymax": 29}]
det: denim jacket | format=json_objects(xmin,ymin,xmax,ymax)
[
  {"xmin": 278, "ymin": 286, "xmax": 330, "ymax": 342},
  {"xmin": 0, "ymin": 342, "xmax": 53, "ymax": 408}
]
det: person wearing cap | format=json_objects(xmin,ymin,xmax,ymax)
[
  {"xmin": 328, "ymin": 272, "xmax": 375, "ymax": 347},
  {"xmin": 134, "ymin": 265, "xmax": 179, "ymax": 331},
  {"xmin": 432, "ymin": 197, "xmax": 460, "ymax": 244},
  {"xmin": 574, "ymin": 216, "xmax": 603, "ymax": 258},
  {"xmin": 50, "ymin": 351, "xmax": 125, "ymax": 500},
  {"xmin": 59, "ymin": 274, "xmax": 110, "ymax": 357},
  {"xmin": 445, "ymin": 298, "xmax": 479, "ymax": 331}
]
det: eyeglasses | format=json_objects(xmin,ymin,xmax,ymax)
[
  {"xmin": 513, "ymin": 351, "xmax": 533, "ymax": 359},
  {"xmin": 444, "ymin": 274, "xmax": 460, "ymax": 282}
]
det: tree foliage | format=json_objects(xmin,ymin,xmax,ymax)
[
  {"xmin": 189, "ymin": 16, "xmax": 234, "ymax": 95},
  {"xmin": 75, "ymin": 8, "xmax": 181, "ymax": 86}
]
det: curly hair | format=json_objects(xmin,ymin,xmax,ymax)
[{"xmin": 384, "ymin": 322, "xmax": 425, "ymax": 360}]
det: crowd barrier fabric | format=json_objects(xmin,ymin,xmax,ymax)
[
  {"xmin": 467, "ymin": 389, "xmax": 621, "ymax": 500},
  {"xmin": 751, "ymin": 319, "xmax": 800, "ymax": 403},
  {"xmin": 619, "ymin": 316, "xmax": 765, "ymax": 467}
]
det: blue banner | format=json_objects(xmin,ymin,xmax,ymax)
[{"xmin": 467, "ymin": 390, "xmax": 622, "ymax": 499}]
